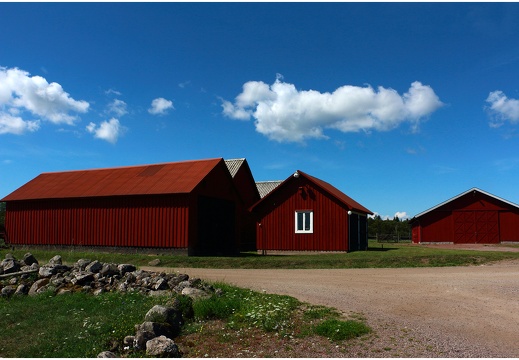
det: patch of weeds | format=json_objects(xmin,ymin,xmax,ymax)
[
  {"xmin": 303, "ymin": 305, "xmax": 341, "ymax": 320},
  {"xmin": 192, "ymin": 283, "xmax": 300, "ymax": 335},
  {"xmin": 193, "ymin": 292, "xmax": 240, "ymax": 320},
  {"xmin": 313, "ymin": 319, "xmax": 371, "ymax": 341}
]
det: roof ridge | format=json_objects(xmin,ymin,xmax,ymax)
[{"xmin": 413, "ymin": 187, "xmax": 519, "ymax": 219}]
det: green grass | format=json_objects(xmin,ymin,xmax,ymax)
[
  {"xmin": 0, "ymin": 283, "xmax": 370, "ymax": 357},
  {"xmin": 192, "ymin": 282, "xmax": 301, "ymax": 334},
  {"xmin": 3, "ymin": 240, "xmax": 519, "ymax": 269},
  {"xmin": 313, "ymin": 318, "xmax": 371, "ymax": 341},
  {"xmin": 0, "ymin": 291, "xmax": 171, "ymax": 357}
]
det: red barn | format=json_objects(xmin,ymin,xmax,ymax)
[
  {"xmin": 251, "ymin": 170, "xmax": 373, "ymax": 252},
  {"xmin": 1, "ymin": 158, "xmax": 243, "ymax": 256},
  {"xmin": 410, "ymin": 188, "xmax": 519, "ymax": 244}
]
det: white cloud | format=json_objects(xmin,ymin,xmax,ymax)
[
  {"xmin": 370, "ymin": 211, "xmax": 410, "ymax": 220},
  {"xmin": 486, "ymin": 90, "xmax": 519, "ymax": 127},
  {"xmin": 105, "ymin": 88, "xmax": 122, "ymax": 96},
  {"xmin": 86, "ymin": 118, "xmax": 124, "ymax": 144},
  {"xmin": 148, "ymin": 97, "xmax": 174, "ymax": 115},
  {"xmin": 222, "ymin": 77, "xmax": 443, "ymax": 143},
  {"xmin": 107, "ymin": 99, "xmax": 128, "ymax": 117},
  {"xmin": 394, "ymin": 211, "xmax": 409, "ymax": 220},
  {"xmin": 0, "ymin": 67, "xmax": 89, "ymax": 127},
  {"xmin": 0, "ymin": 113, "xmax": 40, "ymax": 135}
]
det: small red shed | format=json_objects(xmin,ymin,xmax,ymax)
[
  {"xmin": 251, "ymin": 170, "xmax": 373, "ymax": 252},
  {"xmin": 410, "ymin": 188, "xmax": 519, "ymax": 244},
  {"xmin": 1, "ymin": 158, "xmax": 243, "ymax": 255}
]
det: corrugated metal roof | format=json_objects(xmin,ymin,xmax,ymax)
[
  {"xmin": 224, "ymin": 158, "xmax": 245, "ymax": 178},
  {"xmin": 256, "ymin": 180, "xmax": 283, "ymax": 198},
  {"xmin": 2, "ymin": 158, "xmax": 223, "ymax": 201},
  {"xmin": 412, "ymin": 187, "xmax": 519, "ymax": 219}
]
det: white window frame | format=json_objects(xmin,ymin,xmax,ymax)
[{"xmin": 295, "ymin": 210, "xmax": 313, "ymax": 233}]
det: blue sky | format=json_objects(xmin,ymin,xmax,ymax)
[{"xmin": 2, "ymin": 2, "xmax": 519, "ymax": 219}]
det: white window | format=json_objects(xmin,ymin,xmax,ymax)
[{"xmin": 295, "ymin": 210, "xmax": 313, "ymax": 233}]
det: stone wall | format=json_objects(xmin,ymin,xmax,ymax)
[{"xmin": 0, "ymin": 253, "xmax": 218, "ymax": 357}]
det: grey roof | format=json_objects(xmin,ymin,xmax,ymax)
[
  {"xmin": 413, "ymin": 187, "xmax": 519, "ymax": 219},
  {"xmin": 256, "ymin": 180, "xmax": 283, "ymax": 198},
  {"xmin": 224, "ymin": 158, "xmax": 245, "ymax": 178}
]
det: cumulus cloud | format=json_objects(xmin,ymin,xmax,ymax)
[
  {"xmin": 394, "ymin": 211, "xmax": 409, "ymax": 220},
  {"xmin": 0, "ymin": 67, "xmax": 89, "ymax": 134},
  {"xmin": 370, "ymin": 211, "xmax": 410, "ymax": 220},
  {"xmin": 148, "ymin": 97, "xmax": 174, "ymax": 115},
  {"xmin": 222, "ymin": 77, "xmax": 443, "ymax": 142},
  {"xmin": 107, "ymin": 99, "xmax": 128, "ymax": 117},
  {"xmin": 485, "ymin": 90, "xmax": 519, "ymax": 127},
  {"xmin": 86, "ymin": 118, "xmax": 125, "ymax": 144},
  {"xmin": 0, "ymin": 113, "xmax": 40, "ymax": 135}
]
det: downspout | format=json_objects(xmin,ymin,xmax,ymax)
[
  {"xmin": 357, "ymin": 215, "xmax": 361, "ymax": 251},
  {"xmin": 347, "ymin": 210, "xmax": 352, "ymax": 252}
]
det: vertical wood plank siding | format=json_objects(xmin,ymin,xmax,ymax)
[
  {"xmin": 5, "ymin": 195, "xmax": 190, "ymax": 248},
  {"xmin": 411, "ymin": 191, "xmax": 519, "ymax": 244},
  {"xmin": 257, "ymin": 178, "xmax": 351, "ymax": 251}
]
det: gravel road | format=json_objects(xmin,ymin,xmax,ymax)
[{"xmin": 148, "ymin": 259, "xmax": 519, "ymax": 357}]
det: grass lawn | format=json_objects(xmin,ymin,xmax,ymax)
[
  {"xmin": 0, "ymin": 283, "xmax": 369, "ymax": 357},
  {"xmin": 2, "ymin": 240, "xmax": 519, "ymax": 270}
]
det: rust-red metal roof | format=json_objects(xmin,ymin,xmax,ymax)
[
  {"xmin": 298, "ymin": 170, "xmax": 373, "ymax": 215},
  {"xmin": 251, "ymin": 170, "xmax": 373, "ymax": 215},
  {"xmin": 2, "ymin": 158, "xmax": 223, "ymax": 201}
]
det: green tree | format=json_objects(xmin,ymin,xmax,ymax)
[{"xmin": 368, "ymin": 215, "xmax": 411, "ymax": 240}]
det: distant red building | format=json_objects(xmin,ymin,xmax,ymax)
[
  {"xmin": 251, "ymin": 170, "xmax": 373, "ymax": 252},
  {"xmin": 410, "ymin": 188, "xmax": 519, "ymax": 244},
  {"xmin": 1, "ymin": 158, "xmax": 243, "ymax": 255}
]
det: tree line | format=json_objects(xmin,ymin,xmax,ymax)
[{"xmin": 367, "ymin": 215, "xmax": 411, "ymax": 240}]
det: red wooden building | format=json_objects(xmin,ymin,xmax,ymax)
[
  {"xmin": 251, "ymin": 170, "xmax": 373, "ymax": 252},
  {"xmin": 410, "ymin": 188, "xmax": 519, "ymax": 244},
  {"xmin": 1, "ymin": 158, "xmax": 245, "ymax": 255},
  {"xmin": 225, "ymin": 158, "xmax": 260, "ymax": 251}
]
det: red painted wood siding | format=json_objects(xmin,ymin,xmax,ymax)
[
  {"xmin": 256, "ymin": 177, "xmax": 350, "ymax": 251},
  {"xmin": 412, "ymin": 191, "xmax": 519, "ymax": 244},
  {"xmin": 498, "ymin": 211, "xmax": 519, "ymax": 242},
  {"xmin": 5, "ymin": 195, "xmax": 190, "ymax": 248},
  {"xmin": 3, "ymin": 159, "xmax": 244, "ymax": 254}
]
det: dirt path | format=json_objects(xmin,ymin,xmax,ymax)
[{"xmin": 145, "ymin": 260, "xmax": 519, "ymax": 357}]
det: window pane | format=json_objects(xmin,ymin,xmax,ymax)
[
  {"xmin": 297, "ymin": 212, "xmax": 304, "ymax": 231},
  {"xmin": 304, "ymin": 212, "xmax": 311, "ymax": 230}
]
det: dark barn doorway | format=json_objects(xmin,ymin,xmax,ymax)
[
  {"xmin": 349, "ymin": 213, "xmax": 368, "ymax": 252},
  {"xmin": 194, "ymin": 196, "xmax": 237, "ymax": 256}
]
